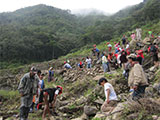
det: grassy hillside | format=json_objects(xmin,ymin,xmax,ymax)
[{"xmin": 0, "ymin": 0, "xmax": 160, "ymax": 70}]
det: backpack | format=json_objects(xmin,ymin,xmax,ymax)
[{"xmin": 150, "ymin": 45, "xmax": 157, "ymax": 52}]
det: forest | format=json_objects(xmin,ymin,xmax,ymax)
[{"xmin": 0, "ymin": 0, "xmax": 160, "ymax": 68}]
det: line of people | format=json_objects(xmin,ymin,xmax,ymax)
[
  {"xmin": 17, "ymin": 28, "xmax": 159, "ymax": 120},
  {"xmin": 18, "ymin": 67, "xmax": 63, "ymax": 120}
]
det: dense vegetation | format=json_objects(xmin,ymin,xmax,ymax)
[{"xmin": 0, "ymin": 0, "xmax": 160, "ymax": 69}]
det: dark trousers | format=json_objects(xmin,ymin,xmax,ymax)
[
  {"xmin": 132, "ymin": 86, "xmax": 147, "ymax": 100},
  {"xmin": 107, "ymin": 62, "xmax": 110, "ymax": 72},
  {"xmin": 20, "ymin": 106, "xmax": 30, "ymax": 120}
]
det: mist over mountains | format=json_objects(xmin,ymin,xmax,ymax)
[{"xmin": 71, "ymin": 8, "xmax": 110, "ymax": 16}]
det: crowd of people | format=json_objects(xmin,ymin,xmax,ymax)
[{"xmin": 17, "ymin": 28, "xmax": 159, "ymax": 119}]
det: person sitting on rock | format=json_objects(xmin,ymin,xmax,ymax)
[
  {"xmin": 98, "ymin": 77, "xmax": 118, "ymax": 115},
  {"xmin": 37, "ymin": 86, "xmax": 63, "ymax": 119},
  {"xmin": 64, "ymin": 61, "xmax": 72, "ymax": 69},
  {"xmin": 127, "ymin": 54, "xmax": 149, "ymax": 100}
]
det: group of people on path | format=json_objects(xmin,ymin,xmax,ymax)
[
  {"xmin": 17, "ymin": 28, "xmax": 159, "ymax": 119},
  {"xmin": 18, "ymin": 66, "xmax": 63, "ymax": 120},
  {"xmin": 98, "ymin": 29, "xmax": 159, "ymax": 115}
]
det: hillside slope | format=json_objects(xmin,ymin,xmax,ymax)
[{"xmin": 1, "ymin": 0, "xmax": 160, "ymax": 69}]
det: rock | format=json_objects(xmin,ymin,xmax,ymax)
[
  {"xmin": 93, "ymin": 112, "xmax": 106, "ymax": 119},
  {"xmin": 56, "ymin": 100, "xmax": 70, "ymax": 108},
  {"xmin": 145, "ymin": 86, "xmax": 154, "ymax": 96},
  {"xmin": 57, "ymin": 69, "xmax": 67, "ymax": 75},
  {"xmin": 71, "ymin": 118, "xmax": 82, "ymax": 120},
  {"xmin": 117, "ymin": 93, "xmax": 128, "ymax": 101},
  {"xmin": 63, "ymin": 77, "xmax": 69, "ymax": 81},
  {"xmin": 49, "ymin": 116, "xmax": 55, "ymax": 120},
  {"xmin": 129, "ymin": 40, "xmax": 137, "ymax": 49},
  {"xmin": 153, "ymin": 83, "xmax": 160, "ymax": 91},
  {"xmin": 0, "ymin": 117, "xmax": 3, "ymax": 120},
  {"xmin": 111, "ymin": 102, "xmax": 129, "ymax": 120},
  {"xmin": 143, "ymin": 37, "xmax": 151, "ymax": 44},
  {"xmin": 149, "ymin": 66, "xmax": 156, "ymax": 72},
  {"xmin": 94, "ymin": 98, "xmax": 104, "ymax": 105},
  {"xmin": 153, "ymin": 38, "xmax": 160, "ymax": 44},
  {"xmin": 152, "ymin": 115, "xmax": 159, "ymax": 120},
  {"xmin": 71, "ymin": 113, "xmax": 88, "ymax": 120},
  {"xmin": 84, "ymin": 106, "xmax": 98, "ymax": 116},
  {"xmin": 109, "ymin": 79, "xmax": 116, "ymax": 86},
  {"xmin": 59, "ymin": 105, "xmax": 83, "ymax": 114},
  {"xmin": 127, "ymin": 113, "xmax": 139, "ymax": 120},
  {"xmin": 76, "ymin": 96, "xmax": 87, "ymax": 105},
  {"xmin": 93, "ymin": 75, "xmax": 104, "ymax": 81}
]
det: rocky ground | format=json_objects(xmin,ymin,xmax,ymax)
[{"xmin": 0, "ymin": 37, "xmax": 160, "ymax": 120}]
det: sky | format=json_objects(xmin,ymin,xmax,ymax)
[{"xmin": 0, "ymin": 0, "xmax": 143, "ymax": 14}]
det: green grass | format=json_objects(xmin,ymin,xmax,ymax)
[
  {"xmin": 92, "ymin": 118, "xmax": 106, "ymax": 120},
  {"xmin": 0, "ymin": 90, "xmax": 19, "ymax": 99}
]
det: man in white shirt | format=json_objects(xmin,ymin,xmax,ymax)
[
  {"xmin": 86, "ymin": 56, "xmax": 92, "ymax": 68},
  {"xmin": 98, "ymin": 77, "xmax": 118, "ymax": 114}
]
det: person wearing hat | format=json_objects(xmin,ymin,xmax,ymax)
[
  {"xmin": 37, "ymin": 86, "xmax": 63, "ymax": 119},
  {"xmin": 18, "ymin": 66, "xmax": 39, "ymax": 120},
  {"xmin": 128, "ymin": 54, "xmax": 148, "ymax": 100},
  {"xmin": 107, "ymin": 42, "xmax": 112, "ymax": 52},
  {"xmin": 64, "ymin": 61, "xmax": 72, "ymax": 69},
  {"xmin": 98, "ymin": 77, "xmax": 118, "ymax": 114}
]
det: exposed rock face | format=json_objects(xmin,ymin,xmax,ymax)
[
  {"xmin": 110, "ymin": 102, "xmax": 129, "ymax": 120},
  {"xmin": 93, "ymin": 112, "xmax": 106, "ymax": 119},
  {"xmin": 84, "ymin": 106, "xmax": 98, "ymax": 116}
]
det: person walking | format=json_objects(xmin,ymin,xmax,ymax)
[
  {"xmin": 86, "ymin": 56, "xmax": 92, "ymax": 69},
  {"xmin": 122, "ymin": 35, "xmax": 126, "ymax": 48},
  {"xmin": 48, "ymin": 67, "xmax": 54, "ymax": 82},
  {"xmin": 148, "ymin": 43, "xmax": 159, "ymax": 68},
  {"xmin": 102, "ymin": 53, "xmax": 110, "ymax": 73},
  {"xmin": 18, "ymin": 66, "xmax": 39, "ymax": 120},
  {"xmin": 128, "ymin": 54, "xmax": 148, "ymax": 100},
  {"xmin": 136, "ymin": 28, "xmax": 142, "ymax": 41}
]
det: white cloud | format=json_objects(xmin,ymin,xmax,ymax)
[{"xmin": 0, "ymin": 0, "xmax": 143, "ymax": 13}]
